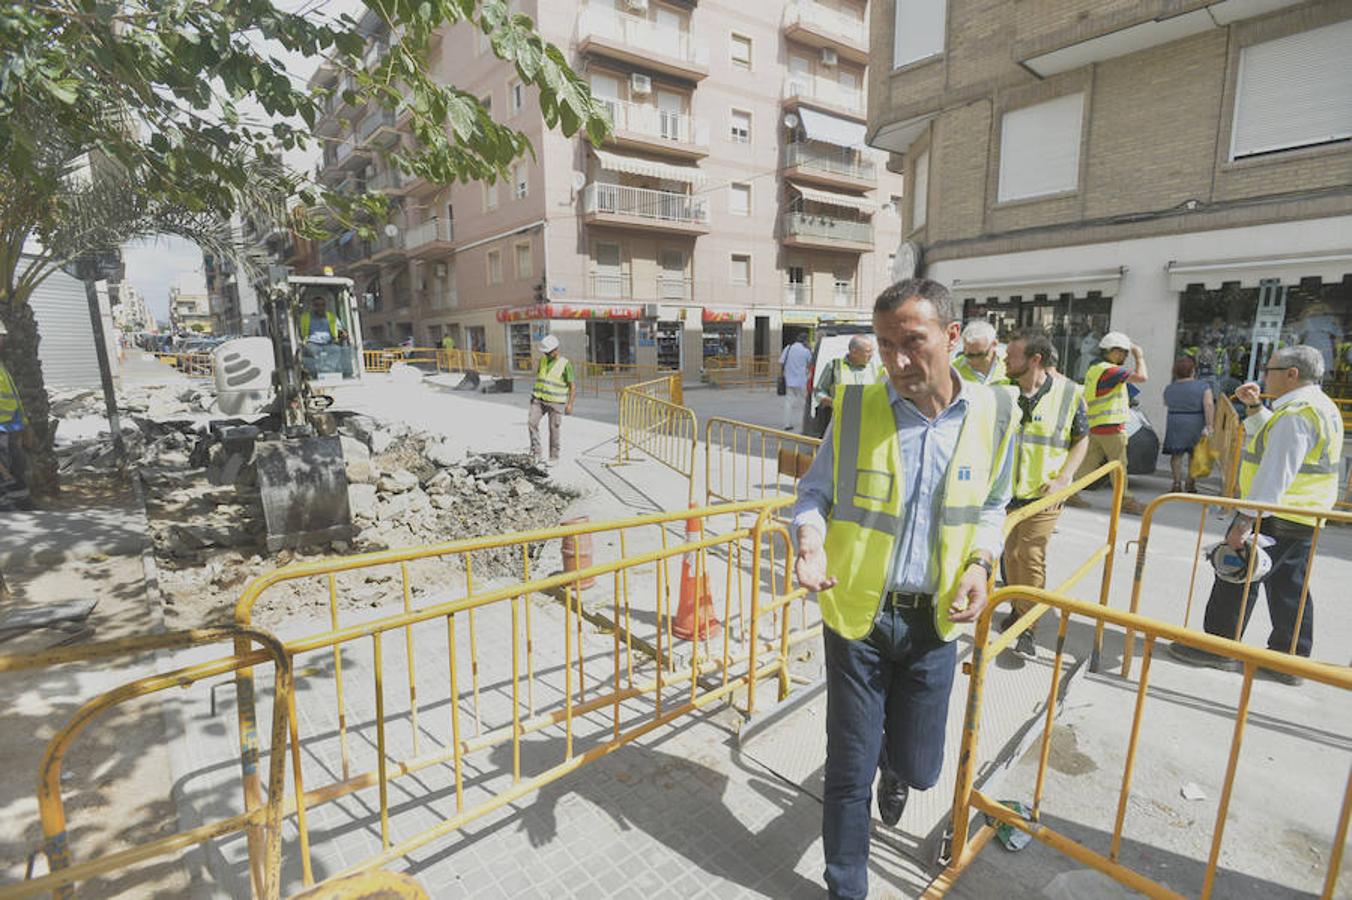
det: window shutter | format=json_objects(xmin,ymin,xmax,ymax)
[
  {"xmin": 893, "ymin": 0, "xmax": 946, "ymax": 68},
  {"xmin": 998, "ymin": 93, "xmax": 1084, "ymax": 203},
  {"xmin": 1231, "ymin": 20, "xmax": 1352, "ymax": 159},
  {"xmin": 912, "ymin": 149, "xmax": 929, "ymax": 229}
]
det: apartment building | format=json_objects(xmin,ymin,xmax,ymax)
[
  {"xmin": 169, "ymin": 286, "xmax": 213, "ymax": 334},
  {"xmin": 308, "ymin": 0, "xmax": 902, "ymax": 377},
  {"xmin": 870, "ymin": 0, "xmax": 1352, "ymax": 424}
]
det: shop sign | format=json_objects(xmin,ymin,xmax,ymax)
[
  {"xmin": 496, "ymin": 303, "xmax": 643, "ymax": 323},
  {"xmin": 701, "ymin": 308, "xmax": 747, "ymax": 324}
]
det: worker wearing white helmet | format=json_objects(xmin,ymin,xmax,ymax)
[
  {"xmin": 0, "ymin": 318, "xmax": 36, "ymax": 510},
  {"xmin": 528, "ymin": 333, "xmax": 575, "ymax": 466},
  {"xmin": 1067, "ymin": 330, "xmax": 1148, "ymax": 514}
]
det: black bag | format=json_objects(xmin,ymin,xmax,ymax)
[{"xmin": 776, "ymin": 374, "xmax": 787, "ymax": 396}]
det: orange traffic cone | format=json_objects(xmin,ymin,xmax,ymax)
[{"xmin": 672, "ymin": 505, "xmax": 719, "ymax": 641}]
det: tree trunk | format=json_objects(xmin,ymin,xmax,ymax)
[{"xmin": 0, "ymin": 300, "xmax": 58, "ymax": 499}]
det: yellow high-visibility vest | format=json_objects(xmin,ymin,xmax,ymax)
[
  {"xmin": 533, "ymin": 355, "xmax": 572, "ymax": 404},
  {"xmin": 1083, "ymin": 360, "xmax": 1128, "ymax": 429},
  {"xmin": 1239, "ymin": 392, "xmax": 1344, "ymax": 527},
  {"xmin": 833, "ymin": 357, "xmax": 882, "ymax": 387},
  {"xmin": 299, "ymin": 310, "xmax": 339, "ymax": 340},
  {"xmin": 820, "ymin": 381, "xmax": 1017, "ymax": 642},
  {"xmin": 1012, "ymin": 375, "xmax": 1083, "ymax": 500},
  {"xmin": 0, "ymin": 361, "xmax": 24, "ymax": 427},
  {"xmin": 954, "ymin": 354, "xmax": 1006, "ymax": 385}
]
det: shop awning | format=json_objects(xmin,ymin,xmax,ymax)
[
  {"xmin": 702, "ymin": 308, "xmax": 746, "ymax": 323},
  {"xmin": 798, "ymin": 107, "xmax": 868, "ymax": 150},
  {"xmin": 593, "ymin": 148, "xmax": 705, "ymax": 187},
  {"xmin": 1167, "ymin": 250, "xmax": 1352, "ymax": 291},
  {"xmin": 789, "ymin": 183, "xmax": 876, "ymax": 215},
  {"xmin": 496, "ymin": 303, "xmax": 643, "ymax": 322},
  {"xmin": 950, "ymin": 268, "xmax": 1124, "ymax": 300}
]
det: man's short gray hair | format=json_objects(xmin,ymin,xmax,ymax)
[
  {"xmin": 874, "ymin": 278, "xmax": 957, "ymax": 324},
  {"xmin": 1268, "ymin": 345, "xmax": 1325, "ymax": 384},
  {"xmin": 961, "ymin": 319, "xmax": 997, "ymax": 347},
  {"xmin": 847, "ymin": 335, "xmax": 874, "ymax": 353}
]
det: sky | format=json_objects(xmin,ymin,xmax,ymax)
[{"xmin": 125, "ymin": 0, "xmax": 364, "ymax": 324}]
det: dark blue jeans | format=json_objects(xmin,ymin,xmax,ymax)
[
  {"xmin": 1202, "ymin": 516, "xmax": 1316, "ymax": 656},
  {"xmin": 822, "ymin": 605, "xmax": 958, "ymax": 900}
]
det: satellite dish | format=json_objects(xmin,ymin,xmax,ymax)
[
  {"xmin": 570, "ymin": 172, "xmax": 587, "ymax": 191},
  {"xmin": 383, "ymin": 223, "xmax": 399, "ymax": 238},
  {"xmin": 783, "ymin": 112, "xmax": 799, "ymax": 130}
]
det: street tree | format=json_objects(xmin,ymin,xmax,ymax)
[{"xmin": 0, "ymin": 0, "xmax": 609, "ymax": 496}]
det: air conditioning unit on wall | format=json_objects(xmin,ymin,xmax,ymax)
[
  {"xmin": 820, "ymin": 48, "xmax": 838, "ymax": 66},
  {"xmin": 630, "ymin": 73, "xmax": 652, "ymax": 95}
]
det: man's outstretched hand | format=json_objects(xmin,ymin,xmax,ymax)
[{"xmin": 795, "ymin": 526, "xmax": 837, "ymax": 592}]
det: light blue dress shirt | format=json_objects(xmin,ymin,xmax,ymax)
[{"xmin": 791, "ymin": 373, "xmax": 1014, "ymax": 594}]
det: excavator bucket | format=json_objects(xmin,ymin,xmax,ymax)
[{"xmin": 254, "ymin": 435, "xmax": 354, "ymax": 551}]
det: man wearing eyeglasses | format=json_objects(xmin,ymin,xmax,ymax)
[
  {"xmin": 953, "ymin": 319, "xmax": 1006, "ymax": 385},
  {"xmin": 1168, "ymin": 345, "xmax": 1343, "ymax": 684}
]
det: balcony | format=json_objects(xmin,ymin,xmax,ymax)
[
  {"xmin": 782, "ymin": 141, "xmax": 876, "ymax": 191},
  {"xmin": 352, "ymin": 231, "xmax": 405, "ymax": 268},
  {"xmin": 369, "ymin": 167, "xmax": 407, "ymax": 195},
  {"xmin": 783, "ymin": 2, "xmax": 868, "ymax": 65},
  {"xmin": 358, "ymin": 108, "xmax": 399, "ymax": 148},
  {"xmin": 582, "ymin": 183, "xmax": 710, "ymax": 234},
  {"xmin": 780, "ymin": 211, "xmax": 872, "ymax": 252},
  {"xmin": 599, "ymin": 98, "xmax": 709, "ymax": 160},
  {"xmin": 577, "ymin": 5, "xmax": 709, "ymax": 82},
  {"xmin": 783, "ymin": 76, "xmax": 865, "ymax": 121},
  {"xmin": 590, "ymin": 272, "xmax": 631, "ymax": 300},
  {"xmin": 589, "ymin": 272, "xmax": 693, "ymax": 301},
  {"xmin": 784, "ymin": 283, "xmax": 811, "ymax": 306},
  {"xmin": 405, "ymin": 217, "xmax": 454, "ymax": 258}
]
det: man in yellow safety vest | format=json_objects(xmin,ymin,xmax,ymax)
[
  {"xmin": 953, "ymin": 318, "xmax": 1006, "ymax": 384},
  {"xmin": 999, "ymin": 332, "xmax": 1089, "ymax": 659},
  {"xmin": 528, "ymin": 334, "xmax": 575, "ymax": 466},
  {"xmin": 1067, "ymin": 331, "xmax": 1147, "ymax": 515},
  {"xmin": 793, "ymin": 279, "xmax": 1016, "ymax": 899},
  {"xmin": 811, "ymin": 335, "xmax": 881, "ymax": 436},
  {"xmin": 0, "ymin": 319, "xmax": 35, "ymax": 510},
  {"xmin": 1169, "ymin": 345, "xmax": 1343, "ymax": 683}
]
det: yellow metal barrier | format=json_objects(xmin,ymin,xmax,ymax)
[
  {"xmin": 933, "ymin": 586, "xmax": 1352, "ymax": 900},
  {"xmin": 154, "ymin": 352, "xmax": 214, "ymax": 378},
  {"xmin": 435, "ymin": 349, "xmax": 504, "ymax": 375},
  {"xmin": 228, "ymin": 499, "xmax": 810, "ymax": 894},
  {"xmin": 1124, "ymin": 492, "xmax": 1351, "ymax": 676},
  {"xmin": 0, "ymin": 627, "xmax": 293, "ymax": 900},
  {"xmin": 577, "ymin": 362, "xmax": 662, "ymax": 397},
  {"xmin": 616, "ymin": 378, "xmax": 698, "ymax": 502},
  {"xmin": 707, "ymin": 356, "xmax": 775, "ymax": 389},
  {"xmin": 704, "ymin": 417, "xmax": 821, "ymax": 515}
]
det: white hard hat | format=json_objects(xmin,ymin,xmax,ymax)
[
  {"xmin": 1206, "ymin": 541, "xmax": 1273, "ymax": 585},
  {"xmin": 1099, "ymin": 331, "xmax": 1132, "ymax": 351},
  {"xmin": 0, "ymin": 320, "xmax": 7, "ymax": 336},
  {"xmin": 539, "ymin": 334, "xmax": 560, "ymax": 353}
]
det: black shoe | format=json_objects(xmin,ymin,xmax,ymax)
[
  {"xmin": 1013, "ymin": 630, "xmax": 1037, "ymax": 660},
  {"xmin": 997, "ymin": 612, "xmax": 1017, "ymax": 632},
  {"xmin": 1256, "ymin": 666, "xmax": 1303, "ymax": 686},
  {"xmin": 877, "ymin": 771, "xmax": 908, "ymax": 827},
  {"xmin": 1167, "ymin": 641, "xmax": 1241, "ymax": 672}
]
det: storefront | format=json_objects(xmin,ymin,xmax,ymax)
[
  {"xmin": 497, "ymin": 302, "xmax": 644, "ymax": 373},
  {"xmin": 702, "ymin": 309, "xmax": 744, "ymax": 368}
]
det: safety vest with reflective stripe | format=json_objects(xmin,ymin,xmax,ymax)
[
  {"xmin": 821, "ymin": 381, "xmax": 1018, "ymax": 642},
  {"xmin": 953, "ymin": 353, "xmax": 1006, "ymax": 385},
  {"xmin": 1083, "ymin": 360, "xmax": 1128, "ymax": 429},
  {"xmin": 1012, "ymin": 375, "xmax": 1083, "ymax": 500},
  {"xmin": 299, "ymin": 310, "xmax": 339, "ymax": 340},
  {"xmin": 0, "ymin": 361, "xmax": 24, "ymax": 429},
  {"xmin": 1238, "ymin": 392, "xmax": 1344, "ymax": 527},
  {"xmin": 831, "ymin": 357, "xmax": 882, "ymax": 390},
  {"xmin": 533, "ymin": 355, "xmax": 572, "ymax": 404}
]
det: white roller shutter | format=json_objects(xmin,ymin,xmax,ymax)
[
  {"xmin": 1230, "ymin": 19, "xmax": 1352, "ymax": 159},
  {"xmin": 893, "ymin": 0, "xmax": 946, "ymax": 68},
  {"xmin": 997, "ymin": 93, "xmax": 1084, "ymax": 203}
]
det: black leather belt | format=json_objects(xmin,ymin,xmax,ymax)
[{"xmin": 885, "ymin": 591, "xmax": 932, "ymax": 610}]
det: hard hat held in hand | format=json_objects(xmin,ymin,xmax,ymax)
[
  {"xmin": 539, "ymin": 334, "xmax": 560, "ymax": 353},
  {"xmin": 1099, "ymin": 331, "xmax": 1132, "ymax": 351},
  {"xmin": 1206, "ymin": 538, "xmax": 1274, "ymax": 584}
]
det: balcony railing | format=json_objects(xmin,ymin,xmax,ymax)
[
  {"xmin": 784, "ymin": 284, "xmax": 811, "ymax": 306},
  {"xmin": 785, "ymin": 76, "xmax": 864, "ymax": 114},
  {"xmin": 785, "ymin": 1, "xmax": 866, "ymax": 45},
  {"xmin": 781, "ymin": 211, "xmax": 872, "ymax": 245},
  {"xmin": 832, "ymin": 285, "xmax": 857, "ymax": 307},
  {"xmin": 657, "ymin": 274, "xmax": 692, "ymax": 301},
  {"xmin": 406, "ymin": 217, "xmax": 453, "ymax": 250},
  {"xmin": 369, "ymin": 167, "xmax": 403, "ymax": 192},
  {"xmin": 358, "ymin": 108, "xmax": 397, "ymax": 143},
  {"xmin": 600, "ymin": 98, "xmax": 706, "ymax": 146},
  {"xmin": 578, "ymin": 5, "xmax": 706, "ymax": 67},
  {"xmin": 785, "ymin": 141, "xmax": 876, "ymax": 181},
  {"xmin": 583, "ymin": 183, "xmax": 709, "ymax": 226},
  {"xmin": 590, "ymin": 272, "xmax": 631, "ymax": 299}
]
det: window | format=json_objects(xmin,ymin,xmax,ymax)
[
  {"xmin": 486, "ymin": 249, "xmax": 502, "ymax": 285},
  {"xmin": 893, "ymin": 0, "xmax": 946, "ymax": 68},
  {"xmin": 911, "ymin": 149, "xmax": 929, "ymax": 230},
  {"xmin": 514, "ymin": 162, "xmax": 528, "ymax": 199},
  {"xmin": 730, "ymin": 253, "xmax": 751, "ymax": 287},
  {"xmin": 730, "ymin": 34, "xmax": 752, "ymax": 69},
  {"xmin": 997, "ymin": 93, "xmax": 1084, "ymax": 202},
  {"xmin": 484, "ymin": 178, "xmax": 499, "ymax": 210},
  {"xmin": 730, "ymin": 109, "xmax": 751, "ymax": 144},
  {"xmin": 1230, "ymin": 20, "xmax": 1352, "ymax": 160},
  {"xmin": 509, "ymin": 79, "xmax": 525, "ymax": 116},
  {"xmin": 594, "ymin": 242, "xmax": 623, "ymax": 298},
  {"xmin": 729, "ymin": 182, "xmax": 751, "ymax": 216},
  {"xmin": 514, "ymin": 241, "xmax": 533, "ymax": 279}
]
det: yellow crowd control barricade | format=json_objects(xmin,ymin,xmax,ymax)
[
  {"xmin": 154, "ymin": 352, "xmax": 214, "ymax": 378},
  {"xmin": 706, "ymin": 356, "xmax": 775, "ymax": 390},
  {"xmin": 616, "ymin": 378, "xmax": 698, "ymax": 502},
  {"xmin": 703, "ymin": 417, "xmax": 821, "ymax": 517},
  {"xmin": 0, "ymin": 627, "xmax": 293, "ymax": 900},
  {"xmin": 1123, "ymin": 493, "xmax": 1352, "ymax": 677},
  {"xmin": 933, "ymin": 586, "xmax": 1352, "ymax": 900},
  {"xmin": 228, "ymin": 499, "xmax": 811, "ymax": 895},
  {"xmin": 577, "ymin": 362, "xmax": 662, "ymax": 397}
]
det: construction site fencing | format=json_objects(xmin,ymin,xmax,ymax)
[
  {"xmin": 435, "ymin": 349, "xmax": 505, "ymax": 376},
  {"xmin": 706, "ymin": 356, "xmax": 775, "ymax": 389},
  {"xmin": 223, "ymin": 498, "xmax": 809, "ymax": 895},
  {"xmin": 577, "ymin": 362, "xmax": 664, "ymax": 397},
  {"xmin": 1123, "ymin": 492, "xmax": 1352, "ymax": 677},
  {"xmin": 932, "ymin": 586, "xmax": 1352, "ymax": 900},
  {"xmin": 0, "ymin": 627, "xmax": 294, "ymax": 900},
  {"xmin": 154, "ymin": 352, "xmax": 214, "ymax": 379},
  {"xmin": 704, "ymin": 417, "xmax": 821, "ymax": 518},
  {"xmin": 616, "ymin": 377, "xmax": 698, "ymax": 502}
]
